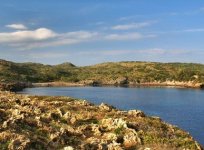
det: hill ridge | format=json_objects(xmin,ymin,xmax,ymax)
[{"xmin": 0, "ymin": 59, "xmax": 204, "ymax": 88}]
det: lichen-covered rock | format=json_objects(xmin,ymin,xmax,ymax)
[
  {"xmin": 0, "ymin": 109, "xmax": 7, "ymax": 122},
  {"xmin": 0, "ymin": 91, "xmax": 202, "ymax": 150},
  {"xmin": 128, "ymin": 110, "xmax": 146, "ymax": 117},
  {"xmin": 101, "ymin": 118, "xmax": 127, "ymax": 131},
  {"xmin": 8, "ymin": 136, "xmax": 30, "ymax": 150},
  {"xmin": 107, "ymin": 141, "xmax": 123, "ymax": 150},
  {"xmin": 0, "ymin": 82, "xmax": 31, "ymax": 92},
  {"xmin": 102, "ymin": 133, "xmax": 117, "ymax": 141},
  {"xmin": 70, "ymin": 116, "xmax": 77, "ymax": 124},
  {"xmin": 91, "ymin": 124, "xmax": 101, "ymax": 136},
  {"xmin": 115, "ymin": 77, "xmax": 128, "ymax": 85},
  {"xmin": 99, "ymin": 103, "xmax": 114, "ymax": 111},
  {"xmin": 63, "ymin": 146, "xmax": 74, "ymax": 150},
  {"xmin": 123, "ymin": 128, "xmax": 141, "ymax": 148}
]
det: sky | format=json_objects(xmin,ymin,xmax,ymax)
[{"xmin": 0, "ymin": 0, "xmax": 204, "ymax": 66}]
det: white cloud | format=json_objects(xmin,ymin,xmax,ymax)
[
  {"xmin": 105, "ymin": 32, "xmax": 156, "ymax": 41},
  {"xmin": 0, "ymin": 28, "xmax": 56, "ymax": 43},
  {"xmin": 0, "ymin": 26, "xmax": 156, "ymax": 49},
  {"xmin": 62, "ymin": 31, "xmax": 98, "ymax": 39},
  {"xmin": 112, "ymin": 22, "xmax": 154, "ymax": 30},
  {"xmin": 0, "ymin": 27, "xmax": 98, "ymax": 50},
  {"xmin": 6, "ymin": 24, "xmax": 28, "ymax": 30},
  {"xmin": 22, "ymin": 31, "xmax": 98, "ymax": 49}
]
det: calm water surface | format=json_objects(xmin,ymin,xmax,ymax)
[{"xmin": 19, "ymin": 86, "xmax": 204, "ymax": 145}]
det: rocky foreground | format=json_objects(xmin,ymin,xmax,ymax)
[{"xmin": 0, "ymin": 91, "xmax": 203, "ymax": 150}]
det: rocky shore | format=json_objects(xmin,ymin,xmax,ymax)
[
  {"xmin": 31, "ymin": 81, "xmax": 204, "ymax": 89},
  {"xmin": 32, "ymin": 82, "xmax": 85, "ymax": 87},
  {"xmin": 0, "ymin": 82, "xmax": 32, "ymax": 92},
  {"xmin": 0, "ymin": 91, "xmax": 203, "ymax": 150}
]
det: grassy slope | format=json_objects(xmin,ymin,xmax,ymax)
[{"xmin": 0, "ymin": 59, "xmax": 204, "ymax": 84}]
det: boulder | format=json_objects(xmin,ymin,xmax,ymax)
[
  {"xmin": 0, "ymin": 109, "xmax": 7, "ymax": 122},
  {"xmin": 107, "ymin": 141, "xmax": 122, "ymax": 150},
  {"xmin": 70, "ymin": 116, "xmax": 77, "ymax": 124},
  {"xmin": 128, "ymin": 110, "xmax": 145, "ymax": 117},
  {"xmin": 115, "ymin": 77, "xmax": 128, "ymax": 85},
  {"xmin": 101, "ymin": 118, "xmax": 127, "ymax": 131},
  {"xmin": 8, "ymin": 136, "xmax": 30, "ymax": 150},
  {"xmin": 102, "ymin": 132, "xmax": 117, "ymax": 141},
  {"xmin": 63, "ymin": 111, "xmax": 72, "ymax": 120},
  {"xmin": 63, "ymin": 146, "xmax": 74, "ymax": 150},
  {"xmin": 99, "ymin": 103, "xmax": 114, "ymax": 111},
  {"xmin": 123, "ymin": 129, "xmax": 141, "ymax": 148},
  {"xmin": 0, "ymin": 82, "xmax": 31, "ymax": 92}
]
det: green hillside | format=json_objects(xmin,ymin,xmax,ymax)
[{"xmin": 0, "ymin": 59, "xmax": 204, "ymax": 85}]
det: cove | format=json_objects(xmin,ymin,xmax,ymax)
[{"xmin": 18, "ymin": 86, "xmax": 204, "ymax": 145}]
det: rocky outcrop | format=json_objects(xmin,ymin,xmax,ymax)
[
  {"xmin": 130, "ymin": 80, "xmax": 203, "ymax": 88},
  {"xmin": 115, "ymin": 77, "xmax": 128, "ymax": 85},
  {"xmin": 0, "ymin": 82, "xmax": 31, "ymax": 92},
  {"xmin": 31, "ymin": 80, "xmax": 204, "ymax": 89},
  {"xmin": 128, "ymin": 110, "xmax": 146, "ymax": 117},
  {"xmin": 32, "ymin": 82, "xmax": 85, "ymax": 87},
  {"xmin": 200, "ymin": 84, "xmax": 204, "ymax": 89},
  {"xmin": 99, "ymin": 103, "xmax": 115, "ymax": 111},
  {"xmin": 0, "ymin": 91, "xmax": 202, "ymax": 150}
]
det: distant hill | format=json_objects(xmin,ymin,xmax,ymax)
[{"xmin": 0, "ymin": 59, "xmax": 204, "ymax": 87}]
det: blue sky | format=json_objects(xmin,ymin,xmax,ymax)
[{"xmin": 0, "ymin": 0, "xmax": 204, "ymax": 65}]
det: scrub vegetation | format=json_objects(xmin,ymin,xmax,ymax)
[{"xmin": 0, "ymin": 59, "xmax": 204, "ymax": 86}]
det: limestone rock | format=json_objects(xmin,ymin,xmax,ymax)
[
  {"xmin": 8, "ymin": 136, "xmax": 30, "ymax": 150},
  {"xmin": 123, "ymin": 128, "xmax": 141, "ymax": 148},
  {"xmin": 63, "ymin": 146, "xmax": 74, "ymax": 150},
  {"xmin": 63, "ymin": 111, "xmax": 72, "ymax": 119},
  {"xmin": 128, "ymin": 110, "xmax": 145, "ymax": 117},
  {"xmin": 102, "ymin": 133, "xmax": 117, "ymax": 141},
  {"xmin": 115, "ymin": 77, "xmax": 128, "ymax": 85},
  {"xmin": 101, "ymin": 118, "xmax": 127, "ymax": 130},
  {"xmin": 99, "ymin": 103, "xmax": 114, "ymax": 111},
  {"xmin": 70, "ymin": 116, "xmax": 77, "ymax": 124},
  {"xmin": 107, "ymin": 142, "xmax": 122, "ymax": 150}
]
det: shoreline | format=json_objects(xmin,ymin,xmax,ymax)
[
  {"xmin": 1, "ymin": 81, "xmax": 203, "ymax": 93},
  {"xmin": 31, "ymin": 81, "xmax": 204, "ymax": 89}
]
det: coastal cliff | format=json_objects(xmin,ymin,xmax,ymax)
[{"xmin": 0, "ymin": 91, "xmax": 202, "ymax": 150}]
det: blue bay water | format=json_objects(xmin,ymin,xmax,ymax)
[{"xmin": 19, "ymin": 86, "xmax": 204, "ymax": 145}]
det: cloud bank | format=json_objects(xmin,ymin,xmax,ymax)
[
  {"xmin": 0, "ymin": 25, "xmax": 155, "ymax": 49},
  {"xmin": 0, "ymin": 28, "xmax": 99, "ymax": 49}
]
